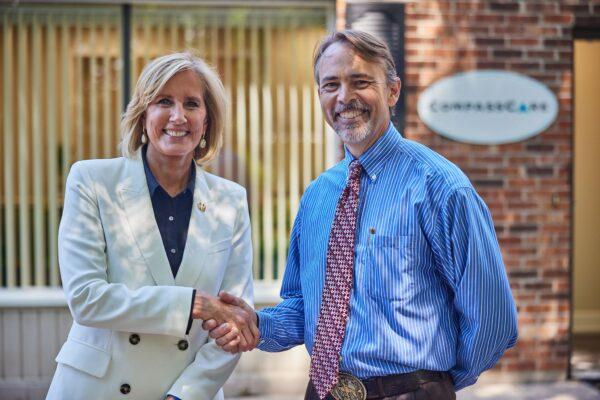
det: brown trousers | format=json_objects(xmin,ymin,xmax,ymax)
[{"xmin": 304, "ymin": 375, "xmax": 456, "ymax": 400}]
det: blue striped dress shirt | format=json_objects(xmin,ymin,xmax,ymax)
[{"xmin": 257, "ymin": 123, "xmax": 518, "ymax": 390}]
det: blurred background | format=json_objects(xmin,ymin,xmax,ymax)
[{"xmin": 0, "ymin": 0, "xmax": 599, "ymax": 399}]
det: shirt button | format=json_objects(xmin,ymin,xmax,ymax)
[
  {"xmin": 178, "ymin": 340, "xmax": 189, "ymax": 351},
  {"xmin": 170, "ymin": 248, "xmax": 176, "ymax": 254},
  {"xmin": 129, "ymin": 333, "xmax": 140, "ymax": 345},
  {"xmin": 168, "ymin": 216, "xmax": 174, "ymax": 221},
  {"xmin": 120, "ymin": 383, "xmax": 131, "ymax": 394}
]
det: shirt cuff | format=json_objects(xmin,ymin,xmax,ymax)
[
  {"xmin": 256, "ymin": 310, "xmax": 272, "ymax": 348},
  {"xmin": 185, "ymin": 289, "xmax": 196, "ymax": 335}
]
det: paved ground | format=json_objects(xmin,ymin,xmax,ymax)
[
  {"xmin": 229, "ymin": 381, "xmax": 600, "ymax": 400},
  {"xmin": 459, "ymin": 381, "xmax": 600, "ymax": 399}
]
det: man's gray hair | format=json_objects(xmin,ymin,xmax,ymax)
[{"xmin": 313, "ymin": 29, "xmax": 398, "ymax": 86}]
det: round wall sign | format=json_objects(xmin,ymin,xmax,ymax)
[{"xmin": 417, "ymin": 70, "xmax": 559, "ymax": 145}]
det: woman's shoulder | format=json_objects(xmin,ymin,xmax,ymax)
[
  {"xmin": 199, "ymin": 169, "xmax": 247, "ymax": 198},
  {"xmin": 72, "ymin": 157, "xmax": 126, "ymax": 170},
  {"xmin": 68, "ymin": 157, "xmax": 128, "ymax": 184}
]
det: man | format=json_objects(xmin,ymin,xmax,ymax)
[{"xmin": 206, "ymin": 30, "xmax": 518, "ymax": 400}]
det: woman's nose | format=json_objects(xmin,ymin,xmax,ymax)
[{"xmin": 169, "ymin": 103, "xmax": 187, "ymax": 123}]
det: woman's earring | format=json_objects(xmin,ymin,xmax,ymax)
[
  {"xmin": 141, "ymin": 129, "xmax": 147, "ymax": 144},
  {"xmin": 199, "ymin": 138, "xmax": 206, "ymax": 149}
]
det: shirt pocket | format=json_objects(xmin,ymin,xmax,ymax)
[{"xmin": 364, "ymin": 234, "xmax": 417, "ymax": 301}]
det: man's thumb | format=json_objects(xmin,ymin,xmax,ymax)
[{"xmin": 219, "ymin": 291, "xmax": 240, "ymax": 305}]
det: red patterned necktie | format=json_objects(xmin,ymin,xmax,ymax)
[{"xmin": 309, "ymin": 160, "xmax": 362, "ymax": 400}]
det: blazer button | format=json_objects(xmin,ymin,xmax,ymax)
[
  {"xmin": 129, "ymin": 334, "xmax": 140, "ymax": 345},
  {"xmin": 177, "ymin": 339, "xmax": 189, "ymax": 351},
  {"xmin": 120, "ymin": 383, "xmax": 131, "ymax": 394}
]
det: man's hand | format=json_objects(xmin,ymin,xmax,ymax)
[
  {"xmin": 194, "ymin": 291, "xmax": 259, "ymax": 352},
  {"xmin": 201, "ymin": 291, "xmax": 260, "ymax": 353}
]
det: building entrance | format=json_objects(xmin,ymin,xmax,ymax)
[{"xmin": 572, "ymin": 37, "xmax": 600, "ymax": 387}]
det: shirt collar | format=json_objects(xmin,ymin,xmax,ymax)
[
  {"xmin": 343, "ymin": 122, "xmax": 403, "ymax": 182},
  {"xmin": 142, "ymin": 145, "xmax": 196, "ymax": 196}
]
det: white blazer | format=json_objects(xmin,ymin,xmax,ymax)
[{"xmin": 47, "ymin": 152, "xmax": 253, "ymax": 400}]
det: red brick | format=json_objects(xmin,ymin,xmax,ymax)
[
  {"xmin": 507, "ymin": 15, "xmax": 540, "ymax": 24},
  {"xmin": 493, "ymin": 49, "xmax": 524, "ymax": 58},
  {"xmin": 490, "ymin": 2, "xmax": 520, "ymax": 12},
  {"xmin": 527, "ymin": 50, "xmax": 555, "ymax": 60},
  {"xmin": 559, "ymin": 4, "xmax": 591, "ymax": 14},
  {"xmin": 545, "ymin": 61, "xmax": 572, "ymax": 71},
  {"xmin": 509, "ymin": 38, "xmax": 541, "ymax": 46},
  {"xmin": 455, "ymin": 2, "xmax": 486, "ymax": 11},
  {"xmin": 543, "ymin": 14, "xmax": 574, "ymax": 24},
  {"xmin": 469, "ymin": 14, "xmax": 506, "ymax": 23},
  {"xmin": 525, "ymin": 3, "xmax": 558, "ymax": 13},
  {"xmin": 476, "ymin": 61, "xmax": 506, "ymax": 69},
  {"xmin": 543, "ymin": 39, "xmax": 571, "ymax": 47},
  {"xmin": 493, "ymin": 25, "xmax": 527, "ymax": 35}
]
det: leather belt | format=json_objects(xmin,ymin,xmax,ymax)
[{"xmin": 361, "ymin": 370, "xmax": 449, "ymax": 399}]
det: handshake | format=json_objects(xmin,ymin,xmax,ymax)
[{"xmin": 192, "ymin": 291, "xmax": 260, "ymax": 353}]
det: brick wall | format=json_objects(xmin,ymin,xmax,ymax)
[{"xmin": 338, "ymin": 0, "xmax": 600, "ymax": 380}]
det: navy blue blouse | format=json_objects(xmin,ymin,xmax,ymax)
[{"xmin": 142, "ymin": 145, "xmax": 195, "ymax": 278}]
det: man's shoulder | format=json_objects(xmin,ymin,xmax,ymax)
[
  {"xmin": 303, "ymin": 160, "xmax": 346, "ymax": 197},
  {"xmin": 398, "ymin": 138, "xmax": 472, "ymax": 191}
]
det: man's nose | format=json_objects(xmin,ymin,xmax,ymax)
[
  {"xmin": 337, "ymin": 83, "xmax": 356, "ymax": 104},
  {"xmin": 170, "ymin": 103, "xmax": 187, "ymax": 123}
]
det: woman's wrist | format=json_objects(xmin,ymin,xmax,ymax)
[{"xmin": 193, "ymin": 292, "xmax": 216, "ymax": 320}]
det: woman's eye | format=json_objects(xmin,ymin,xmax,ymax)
[
  {"xmin": 185, "ymin": 100, "xmax": 200, "ymax": 108},
  {"xmin": 157, "ymin": 98, "xmax": 172, "ymax": 105}
]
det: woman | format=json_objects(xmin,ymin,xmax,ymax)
[{"xmin": 47, "ymin": 53, "xmax": 256, "ymax": 400}]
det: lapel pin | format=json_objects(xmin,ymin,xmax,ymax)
[{"xmin": 197, "ymin": 202, "xmax": 206, "ymax": 212}]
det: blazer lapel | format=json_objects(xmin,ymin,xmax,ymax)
[
  {"xmin": 175, "ymin": 166, "xmax": 215, "ymax": 286},
  {"xmin": 117, "ymin": 154, "xmax": 175, "ymax": 286}
]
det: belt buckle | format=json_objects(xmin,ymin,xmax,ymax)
[{"xmin": 331, "ymin": 372, "xmax": 366, "ymax": 400}]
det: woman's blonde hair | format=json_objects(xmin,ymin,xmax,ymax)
[{"xmin": 120, "ymin": 52, "xmax": 226, "ymax": 164}]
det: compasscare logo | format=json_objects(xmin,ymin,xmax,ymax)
[
  {"xmin": 429, "ymin": 100, "xmax": 550, "ymax": 113},
  {"xmin": 417, "ymin": 70, "xmax": 559, "ymax": 144}
]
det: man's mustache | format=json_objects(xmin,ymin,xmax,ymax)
[{"xmin": 334, "ymin": 100, "xmax": 370, "ymax": 115}]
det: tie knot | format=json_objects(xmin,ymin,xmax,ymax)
[{"xmin": 348, "ymin": 160, "xmax": 362, "ymax": 181}]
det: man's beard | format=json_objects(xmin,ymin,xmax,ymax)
[{"xmin": 332, "ymin": 100, "xmax": 372, "ymax": 144}]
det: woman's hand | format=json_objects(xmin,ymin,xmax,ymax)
[{"xmin": 193, "ymin": 291, "xmax": 259, "ymax": 352}]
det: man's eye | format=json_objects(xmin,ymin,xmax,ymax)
[
  {"xmin": 321, "ymin": 82, "xmax": 338, "ymax": 91},
  {"xmin": 355, "ymin": 80, "xmax": 371, "ymax": 89}
]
